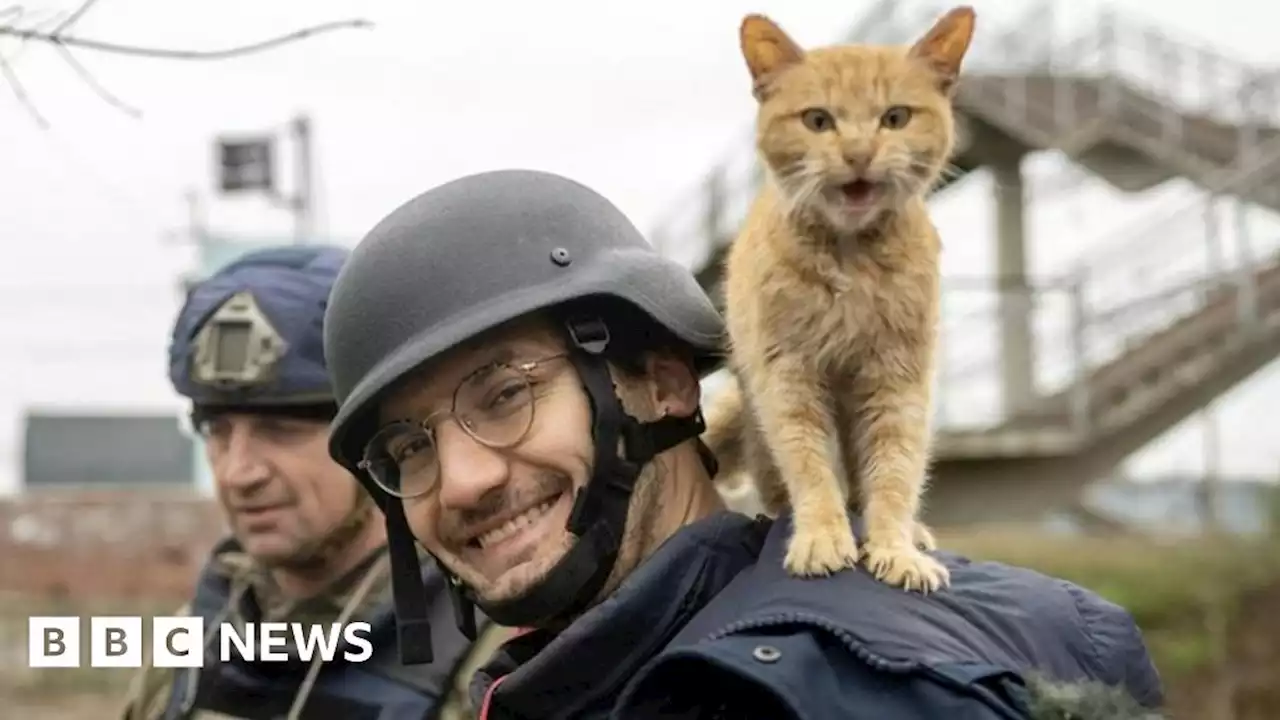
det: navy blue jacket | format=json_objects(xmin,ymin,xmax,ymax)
[{"xmin": 470, "ymin": 511, "xmax": 1163, "ymax": 719}]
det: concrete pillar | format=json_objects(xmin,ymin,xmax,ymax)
[{"xmin": 991, "ymin": 155, "xmax": 1036, "ymax": 418}]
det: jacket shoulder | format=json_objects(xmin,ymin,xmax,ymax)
[
  {"xmin": 118, "ymin": 603, "xmax": 190, "ymax": 720},
  {"xmin": 617, "ymin": 627, "xmax": 1028, "ymax": 719},
  {"xmin": 1052, "ymin": 575, "xmax": 1163, "ymax": 706},
  {"xmin": 618, "ymin": 513, "xmax": 1163, "ymax": 716}
]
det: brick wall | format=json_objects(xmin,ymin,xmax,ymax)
[{"xmin": 0, "ymin": 490, "xmax": 228, "ymax": 602}]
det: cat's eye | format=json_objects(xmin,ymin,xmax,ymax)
[
  {"xmin": 880, "ymin": 106, "xmax": 913, "ymax": 129},
  {"xmin": 800, "ymin": 108, "xmax": 835, "ymax": 133}
]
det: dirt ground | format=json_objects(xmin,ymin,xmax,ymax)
[
  {"xmin": 1162, "ymin": 580, "xmax": 1280, "ymax": 720},
  {"xmin": 5, "ymin": 531, "xmax": 1279, "ymax": 719},
  {"xmin": 8, "ymin": 693, "xmax": 120, "ymax": 720},
  {"xmin": 0, "ymin": 592, "xmax": 165, "ymax": 718},
  {"xmin": 9, "ymin": 591, "xmax": 1280, "ymax": 720}
]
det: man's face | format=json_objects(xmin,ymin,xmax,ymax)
[
  {"xmin": 376, "ymin": 318, "xmax": 605, "ymax": 606},
  {"xmin": 205, "ymin": 413, "xmax": 362, "ymax": 567}
]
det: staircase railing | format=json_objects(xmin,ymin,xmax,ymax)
[
  {"xmin": 648, "ymin": 0, "xmax": 1280, "ymax": 275},
  {"xmin": 934, "ymin": 136, "xmax": 1280, "ymax": 432},
  {"xmin": 652, "ymin": 0, "xmax": 1280, "ymax": 442},
  {"xmin": 964, "ymin": 9, "xmax": 1280, "ymax": 173},
  {"xmin": 646, "ymin": 0, "xmax": 1038, "ymax": 269}
]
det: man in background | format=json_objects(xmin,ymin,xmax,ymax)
[{"xmin": 120, "ymin": 244, "xmax": 509, "ymax": 720}]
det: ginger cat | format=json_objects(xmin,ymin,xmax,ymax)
[{"xmin": 704, "ymin": 7, "xmax": 976, "ymax": 592}]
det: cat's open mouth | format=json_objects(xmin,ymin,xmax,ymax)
[{"xmin": 838, "ymin": 179, "xmax": 883, "ymax": 209}]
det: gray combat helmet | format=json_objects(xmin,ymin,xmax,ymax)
[
  {"xmin": 323, "ymin": 168, "xmax": 726, "ymax": 664},
  {"xmin": 325, "ymin": 168, "xmax": 724, "ymax": 471}
]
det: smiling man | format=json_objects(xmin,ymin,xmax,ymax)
[
  {"xmin": 321, "ymin": 169, "xmax": 1165, "ymax": 719},
  {"xmin": 120, "ymin": 245, "xmax": 505, "ymax": 720}
]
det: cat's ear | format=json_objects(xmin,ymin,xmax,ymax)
[
  {"xmin": 908, "ymin": 6, "xmax": 975, "ymax": 95},
  {"xmin": 740, "ymin": 14, "xmax": 805, "ymax": 100}
]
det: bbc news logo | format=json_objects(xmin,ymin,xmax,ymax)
[{"xmin": 28, "ymin": 616, "xmax": 374, "ymax": 668}]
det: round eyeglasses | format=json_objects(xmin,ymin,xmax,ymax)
[{"xmin": 358, "ymin": 353, "xmax": 569, "ymax": 498}]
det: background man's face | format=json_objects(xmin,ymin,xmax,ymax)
[{"xmin": 205, "ymin": 413, "xmax": 362, "ymax": 567}]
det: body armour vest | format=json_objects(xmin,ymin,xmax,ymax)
[{"xmin": 163, "ymin": 541, "xmax": 475, "ymax": 720}]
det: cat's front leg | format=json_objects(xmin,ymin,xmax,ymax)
[
  {"xmin": 745, "ymin": 354, "xmax": 859, "ymax": 577},
  {"xmin": 851, "ymin": 369, "xmax": 950, "ymax": 593}
]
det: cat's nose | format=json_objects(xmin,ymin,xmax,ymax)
[{"xmin": 842, "ymin": 151, "xmax": 872, "ymax": 175}]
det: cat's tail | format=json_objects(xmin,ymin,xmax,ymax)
[{"xmin": 702, "ymin": 378, "xmax": 746, "ymax": 485}]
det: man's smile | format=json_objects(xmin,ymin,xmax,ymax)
[{"xmin": 461, "ymin": 491, "xmax": 572, "ymax": 572}]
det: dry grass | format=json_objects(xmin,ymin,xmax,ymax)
[
  {"xmin": 941, "ymin": 527, "xmax": 1280, "ymax": 618},
  {"xmin": 939, "ymin": 526, "xmax": 1280, "ymax": 680},
  {"xmin": 0, "ymin": 591, "xmax": 175, "ymax": 704},
  {"xmin": 2, "ymin": 528, "xmax": 1278, "ymax": 717}
]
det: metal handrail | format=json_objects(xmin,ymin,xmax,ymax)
[{"xmin": 652, "ymin": 0, "xmax": 1280, "ymax": 438}]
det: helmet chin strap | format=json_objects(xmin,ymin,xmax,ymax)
[
  {"xmin": 457, "ymin": 315, "xmax": 710, "ymax": 628},
  {"xmin": 385, "ymin": 496, "xmax": 440, "ymax": 664},
  {"xmin": 382, "ymin": 315, "xmax": 711, "ymax": 664}
]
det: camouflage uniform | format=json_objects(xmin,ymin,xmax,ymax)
[{"xmin": 119, "ymin": 542, "xmax": 513, "ymax": 720}]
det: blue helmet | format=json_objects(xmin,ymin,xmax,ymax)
[{"xmin": 169, "ymin": 244, "xmax": 349, "ymax": 412}]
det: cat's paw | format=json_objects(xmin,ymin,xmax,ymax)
[
  {"xmin": 862, "ymin": 542, "xmax": 950, "ymax": 594},
  {"xmin": 912, "ymin": 522, "xmax": 938, "ymax": 551},
  {"xmin": 783, "ymin": 523, "xmax": 860, "ymax": 577}
]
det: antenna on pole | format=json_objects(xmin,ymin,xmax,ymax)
[
  {"xmin": 161, "ymin": 187, "xmax": 212, "ymax": 295},
  {"xmin": 185, "ymin": 188, "xmax": 207, "ymax": 249},
  {"xmin": 213, "ymin": 113, "xmax": 316, "ymax": 244},
  {"xmin": 292, "ymin": 114, "xmax": 314, "ymax": 244}
]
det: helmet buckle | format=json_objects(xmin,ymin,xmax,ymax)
[{"xmin": 565, "ymin": 316, "xmax": 610, "ymax": 355}]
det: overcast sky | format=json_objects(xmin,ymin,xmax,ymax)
[{"xmin": 0, "ymin": 0, "xmax": 1277, "ymax": 491}]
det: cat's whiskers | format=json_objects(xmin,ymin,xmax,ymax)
[
  {"xmin": 789, "ymin": 174, "xmax": 827, "ymax": 223},
  {"xmin": 926, "ymin": 160, "xmax": 965, "ymax": 191},
  {"xmin": 893, "ymin": 155, "xmax": 955, "ymax": 197},
  {"xmin": 872, "ymin": 153, "xmax": 917, "ymax": 201},
  {"xmin": 773, "ymin": 160, "xmax": 827, "ymax": 223},
  {"xmin": 939, "ymin": 161, "xmax": 964, "ymax": 180}
]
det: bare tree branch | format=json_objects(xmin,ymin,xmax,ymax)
[
  {"xmin": 50, "ymin": 0, "xmax": 98, "ymax": 36},
  {"xmin": 55, "ymin": 42, "xmax": 138, "ymax": 116},
  {"xmin": 0, "ymin": 48, "xmax": 47, "ymax": 127},
  {"xmin": 1, "ymin": 4, "xmax": 116, "ymax": 126},
  {"xmin": 0, "ymin": 4, "xmax": 50, "ymax": 59},
  {"xmin": 0, "ymin": 4, "xmax": 68, "ymax": 127},
  {"xmin": 0, "ymin": 17, "xmax": 373, "ymax": 60},
  {"xmin": 0, "ymin": 2, "xmax": 372, "ymax": 128},
  {"xmin": 19, "ymin": 0, "xmax": 141, "ymax": 117}
]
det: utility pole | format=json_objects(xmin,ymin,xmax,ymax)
[
  {"xmin": 213, "ymin": 112, "xmax": 317, "ymax": 244},
  {"xmin": 292, "ymin": 114, "xmax": 314, "ymax": 244},
  {"xmin": 185, "ymin": 188, "xmax": 210, "ymax": 279},
  {"xmin": 171, "ymin": 187, "xmax": 216, "ymax": 497},
  {"xmin": 1199, "ymin": 403, "xmax": 1222, "ymax": 535}
]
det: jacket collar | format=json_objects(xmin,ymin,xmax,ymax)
[{"xmin": 472, "ymin": 511, "xmax": 768, "ymax": 718}]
